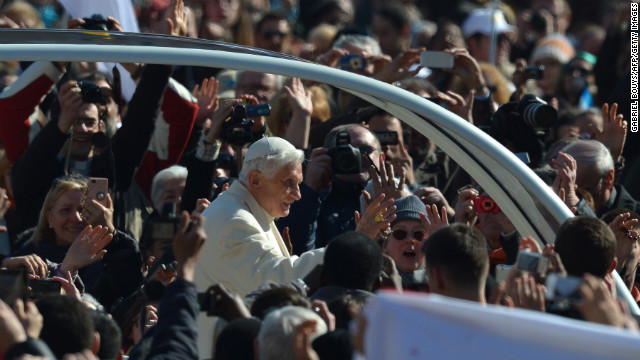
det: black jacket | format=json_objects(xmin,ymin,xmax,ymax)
[
  {"xmin": 11, "ymin": 64, "xmax": 173, "ymax": 233},
  {"xmin": 12, "ymin": 229, "xmax": 143, "ymax": 311}
]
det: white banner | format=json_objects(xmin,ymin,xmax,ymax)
[{"xmin": 364, "ymin": 291, "xmax": 640, "ymax": 360}]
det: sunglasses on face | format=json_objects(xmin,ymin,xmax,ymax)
[
  {"xmin": 392, "ymin": 229, "xmax": 428, "ymax": 241},
  {"xmin": 473, "ymin": 195, "xmax": 501, "ymax": 213}
]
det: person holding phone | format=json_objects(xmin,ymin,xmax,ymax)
[{"xmin": 10, "ymin": 175, "xmax": 142, "ymax": 310}]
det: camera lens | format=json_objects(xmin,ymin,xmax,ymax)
[
  {"xmin": 522, "ymin": 102, "xmax": 556, "ymax": 130},
  {"xmin": 335, "ymin": 152, "xmax": 359, "ymax": 173},
  {"xmin": 232, "ymin": 104, "xmax": 247, "ymax": 118}
]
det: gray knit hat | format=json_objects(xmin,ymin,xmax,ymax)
[{"xmin": 391, "ymin": 195, "xmax": 424, "ymax": 227}]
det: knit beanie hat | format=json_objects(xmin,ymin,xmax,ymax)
[
  {"xmin": 529, "ymin": 34, "xmax": 575, "ymax": 65},
  {"xmin": 391, "ymin": 195, "xmax": 424, "ymax": 227}
]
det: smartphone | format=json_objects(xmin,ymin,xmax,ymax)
[
  {"xmin": 197, "ymin": 287, "xmax": 218, "ymax": 313},
  {"xmin": 27, "ymin": 279, "xmax": 61, "ymax": 300},
  {"xmin": 515, "ymin": 251, "xmax": 550, "ymax": 276},
  {"xmin": 495, "ymin": 264, "xmax": 512, "ymax": 283},
  {"xmin": 88, "ymin": 177, "xmax": 109, "ymax": 207},
  {"xmin": 524, "ymin": 65, "xmax": 544, "ymax": 79},
  {"xmin": 545, "ymin": 273, "xmax": 583, "ymax": 302},
  {"xmin": 0, "ymin": 269, "xmax": 27, "ymax": 305},
  {"xmin": 420, "ymin": 51, "xmax": 454, "ymax": 69},
  {"xmin": 374, "ymin": 131, "xmax": 399, "ymax": 146},
  {"xmin": 340, "ymin": 54, "xmax": 366, "ymax": 71}
]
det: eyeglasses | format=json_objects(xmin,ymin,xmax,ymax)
[
  {"xmin": 357, "ymin": 145, "xmax": 375, "ymax": 156},
  {"xmin": 392, "ymin": 229, "xmax": 428, "ymax": 241}
]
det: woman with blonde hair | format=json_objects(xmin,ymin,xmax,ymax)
[{"xmin": 12, "ymin": 175, "xmax": 143, "ymax": 309}]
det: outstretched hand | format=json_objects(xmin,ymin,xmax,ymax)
[
  {"xmin": 594, "ymin": 103, "xmax": 627, "ymax": 163},
  {"xmin": 369, "ymin": 156, "xmax": 406, "ymax": 202},
  {"xmin": 355, "ymin": 192, "xmax": 396, "ymax": 240},
  {"xmin": 373, "ymin": 48, "xmax": 423, "ymax": 83},
  {"xmin": 420, "ymin": 204, "xmax": 449, "ymax": 236},
  {"xmin": 284, "ymin": 77, "xmax": 313, "ymax": 116},
  {"xmin": 193, "ymin": 77, "xmax": 219, "ymax": 125},
  {"xmin": 166, "ymin": 0, "xmax": 187, "ymax": 37},
  {"xmin": 60, "ymin": 225, "xmax": 113, "ymax": 275}
]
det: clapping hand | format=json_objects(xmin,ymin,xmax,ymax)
[{"xmin": 551, "ymin": 152, "xmax": 580, "ymax": 209}]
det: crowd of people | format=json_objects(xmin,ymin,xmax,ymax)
[{"xmin": 0, "ymin": 0, "xmax": 637, "ymax": 359}]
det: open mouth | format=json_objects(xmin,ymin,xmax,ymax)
[{"xmin": 403, "ymin": 250, "xmax": 417, "ymax": 258}]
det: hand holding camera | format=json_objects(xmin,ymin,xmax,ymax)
[
  {"xmin": 172, "ymin": 211, "xmax": 206, "ymax": 282},
  {"xmin": 303, "ymin": 147, "xmax": 332, "ymax": 192},
  {"xmin": 57, "ymin": 81, "xmax": 84, "ymax": 134},
  {"xmin": 454, "ymin": 187, "xmax": 479, "ymax": 226},
  {"xmin": 198, "ymin": 283, "xmax": 250, "ymax": 320}
]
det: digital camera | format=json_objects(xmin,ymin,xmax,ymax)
[
  {"xmin": 81, "ymin": 14, "xmax": 114, "ymax": 32},
  {"xmin": 328, "ymin": 131, "xmax": 361, "ymax": 174},
  {"xmin": 77, "ymin": 80, "xmax": 104, "ymax": 104}
]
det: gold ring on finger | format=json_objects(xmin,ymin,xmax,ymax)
[{"xmin": 375, "ymin": 213, "xmax": 384, "ymax": 223}]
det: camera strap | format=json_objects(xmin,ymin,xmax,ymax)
[{"xmin": 63, "ymin": 127, "xmax": 73, "ymax": 175}]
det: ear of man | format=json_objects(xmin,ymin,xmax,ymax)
[
  {"xmin": 92, "ymin": 332, "xmax": 101, "ymax": 355},
  {"xmin": 604, "ymin": 169, "xmax": 615, "ymax": 189},
  {"xmin": 430, "ymin": 266, "xmax": 447, "ymax": 293},
  {"xmin": 248, "ymin": 170, "xmax": 263, "ymax": 190}
]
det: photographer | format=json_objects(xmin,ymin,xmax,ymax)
[
  {"xmin": 277, "ymin": 124, "xmax": 392, "ymax": 254},
  {"xmin": 10, "ymin": 59, "xmax": 172, "ymax": 236}
]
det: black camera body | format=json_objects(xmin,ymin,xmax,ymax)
[
  {"xmin": 77, "ymin": 80, "xmax": 104, "ymax": 104},
  {"xmin": 197, "ymin": 288, "xmax": 217, "ymax": 313},
  {"xmin": 524, "ymin": 65, "xmax": 544, "ymax": 80},
  {"xmin": 222, "ymin": 104, "xmax": 255, "ymax": 147},
  {"xmin": 328, "ymin": 131, "xmax": 361, "ymax": 174},
  {"xmin": 490, "ymin": 94, "xmax": 557, "ymax": 168},
  {"xmin": 151, "ymin": 203, "xmax": 180, "ymax": 242},
  {"xmin": 81, "ymin": 14, "xmax": 114, "ymax": 31}
]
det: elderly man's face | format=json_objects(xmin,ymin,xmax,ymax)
[
  {"xmin": 160, "ymin": 177, "xmax": 186, "ymax": 212},
  {"xmin": 253, "ymin": 162, "xmax": 303, "ymax": 218}
]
